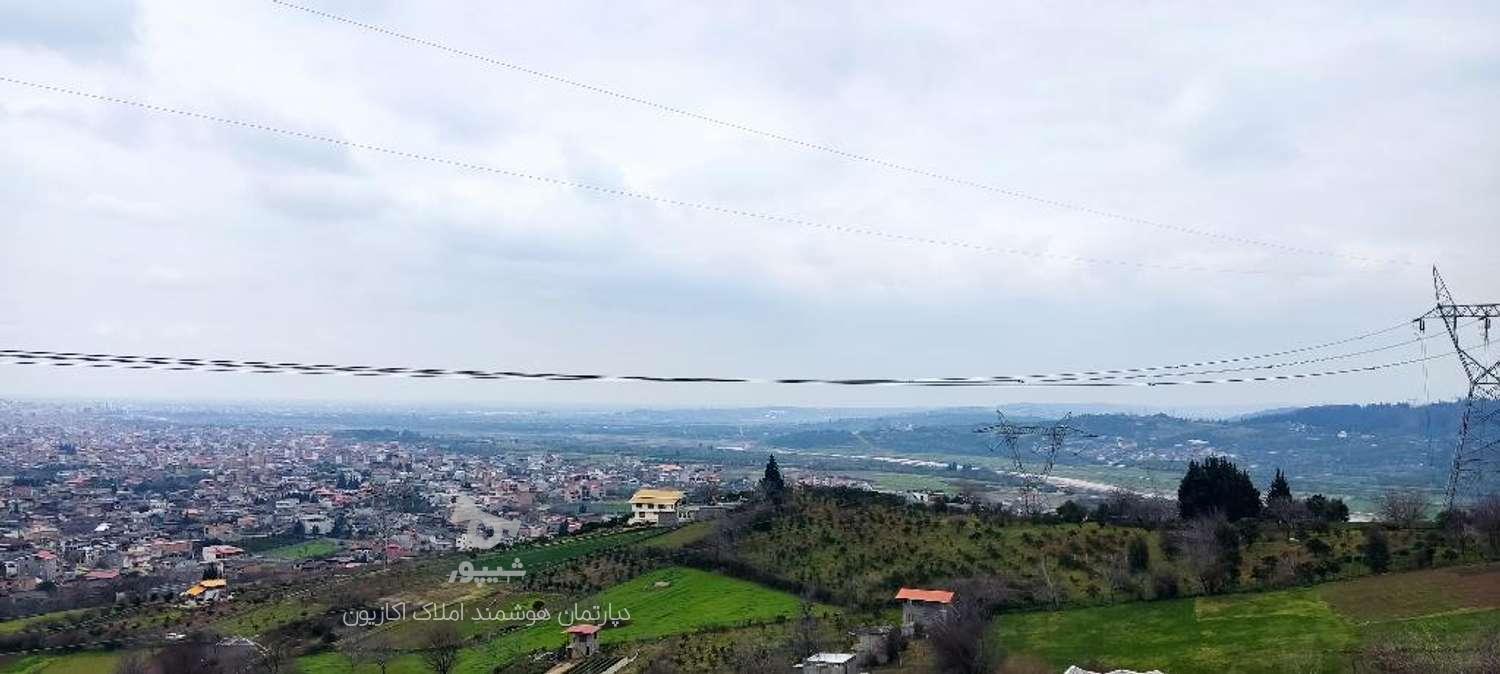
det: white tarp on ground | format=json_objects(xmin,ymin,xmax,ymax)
[{"xmin": 1065, "ymin": 667, "xmax": 1167, "ymax": 674}]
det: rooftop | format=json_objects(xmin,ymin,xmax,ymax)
[
  {"xmin": 895, "ymin": 587, "xmax": 955, "ymax": 604},
  {"xmin": 629, "ymin": 488, "xmax": 685, "ymax": 505}
]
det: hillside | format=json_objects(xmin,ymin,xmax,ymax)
[
  {"xmin": 999, "ymin": 563, "xmax": 1500, "ymax": 673},
  {"xmin": 697, "ymin": 489, "xmax": 1480, "ymax": 611}
]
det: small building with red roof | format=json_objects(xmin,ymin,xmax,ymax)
[
  {"xmin": 895, "ymin": 587, "xmax": 954, "ymax": 634},
  {"xmin": 563, "ymin": 624, "xmax": 601, "ymax": 659}
]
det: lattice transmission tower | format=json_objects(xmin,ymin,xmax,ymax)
[
  {"xmin": 1415, "ymin": 267, "xmax": 1499, "ymax": 510},
  {"xmin": 975, "ymin": 411, "xmax": 1097, "ymax": 513}
]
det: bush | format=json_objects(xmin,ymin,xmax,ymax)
[
  {"xmin": 1363, "ymin": 527, "xmax": 1391, "ymax": 573},
  {"xmin": 1127, "ymin": 536, "xmax": 1150, "ymax": 574},
  {"xmin": 1152, "ymin": 570, "xmax": 1180, "ymax": 599}
]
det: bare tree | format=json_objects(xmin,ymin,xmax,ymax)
[
  {"xmin": 1471, "ymin": 493, "xmax": 1500, "ymax": 556},
  {"xmin": 1377, "ymin": 489, "xmax": 1428, "ymax": 528},
  {"xmin": 113, "ymin": 653, "xmax": 150, "ymax": 674},
  {"xmin": 344, "ymin": 632, "xmax": 396, "ymax": 674},
  {"xmin": 255, "ymin": 639, "xmax": 298, "ymax": 674},
  {"xmin": 1177, "ymin": 513, "xmax": 1239, "ymax": 594},
  {"xmin": 927, "ymin": 597, "xmax": 1000, "ymax": 674},
  {"xmin": 793, "ymin": 595, "xmax": 820, "ymax": 658},
  {"xmin": 420, "ymin": 623, "xmax": 462, "ymax": 674}
]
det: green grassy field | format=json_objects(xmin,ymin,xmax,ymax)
[
  {"xmin": 999, "ymin": 563, "xmax": 1500, "ymax": 673},
  {"xmin": 0, "ymin": 651, "xmax": 122, "ymax": 674},
  {"xmin": 264, "ymin": 538, "xmax": 340, "ymax": 560},
  {"xmin": 637, "ymin": 522, "xmax": 712, "ymax": 549},
  {"xmin": 0, "ymin": 609, "xmax": 91, "ymax": 636},
  {"xmin": 297, "ymin": 566, "xmax": 818, "ymax": 674},
  {"xmin": 468, "ymin": 566, "xmax": 819, "ymax": 669}
]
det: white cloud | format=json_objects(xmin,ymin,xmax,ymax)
[{"xmin": 0, "ymin": 0, "xmax": 1496, "ymax": 407}]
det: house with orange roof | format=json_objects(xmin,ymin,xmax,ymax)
[
  {"xmin": 895, "ymin": 587, "xmax": 954, "ymax": 634},
  {"xmin": 563, "ymin": 624, "xmax": 601, "ymax": 659}
]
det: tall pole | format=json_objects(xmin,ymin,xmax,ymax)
[{"xmin": 1419, "ymin": 267, "xmax": 1500, "ymax": 511}]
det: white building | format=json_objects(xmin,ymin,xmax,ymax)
[{"xmin": 628, "ymin": 489, "xmax": 687, "ymax": 526}]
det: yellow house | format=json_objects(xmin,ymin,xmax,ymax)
[
  {"xmin": 183, "ymin": 578, "xmax": 229, "ymax": 603},
  {"xmin": 628, "ymin": 489, "xmax": 687, "ymax": 526}
]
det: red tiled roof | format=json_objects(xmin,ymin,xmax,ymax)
[
  {"xmin": 895, "ymin": 588, "xmax": 954, "ymax": 604},
  {"xmin": 564, "ymin": 624, "xmax": 602, "ymax": 635}
]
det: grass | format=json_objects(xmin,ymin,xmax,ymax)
[
  {"xmin": 999, "ymin": 563, "xmax": 1500, "ymax": 673},
  {"xmin": 297, "ymin": 566, "xmax": 820, "ymax": 674},
  {"xmin": 0, "ymin": 609, "xmax": 91, "ymax": 636},
  {"xmin": 214, "ymin": 597, "xmax": 328, "ymax": 636},
  {"xmin": 264, "ymin": 538, "xmax": 340, "ymax": 560},
  {"xmin": 0, "ymin": 652, "xmax": 122, "ymax": 674},
  {"xmin": 467, "ymin": 566, "xmax": 820, "ymax": 670},
  {"xmin": 637, "ymin": 522, "xmax": 712, "ymax": 549},
  {"xmin": 469, "ymin": 527, "xmax": 665, "ymax": 570}
]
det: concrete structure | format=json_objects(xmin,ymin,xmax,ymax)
[
  {"xmin": 564, "ymin": 624, "xmax": 601, "ymax": 659},
  {"xmin": 797, "ymin": 652, "xmax": 857, "ymax": 674},
  {"xmin": 895, "ymin": 587, "xmax": 954, "ymax": 635},
  {"xmin": 182, "ymin": 578, "xmax": 228, "ymax": 603},
  {"xmin": 627, "ymin": 489, "xmax": 687, "ymax": 526},
  {"xmin": 851, "ymin": 626, "xmax": 895, "ymax": 665}
]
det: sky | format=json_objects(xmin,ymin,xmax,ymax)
[{"xmin": 1, "ymin": 0, "xmax": 1497, "ymax": 409}]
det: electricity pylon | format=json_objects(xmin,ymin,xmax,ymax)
[
  {"xmin": 1416, "ymin": 267, "xmax": 1499, "ymax": 510},
  {"xmin": 976, "ymin": 411, "xmax": 1097, "ymax": 513}
]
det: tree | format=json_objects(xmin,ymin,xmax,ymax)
[
  {"xmin": 1267, "ymin": 468, "xmax": 1292, "ymax": 502},
  {"xmin": 1377, "ymin": 489, "xmax": 1428, "ymax": 527},
  {"xmin": 760, "ymin": 455, "xmax": 787, "ymax": 504},
  {"xmin": 1178, "ymin": 513, "xmax": 1241, "ymax": 594},
  {"xmin": 420, "ymin": 624, "xmax": 462, "ymax": 674},
  {"xmin": 113, "ymin": 653, "xmax": 150, "ymax": 674},
  {"xmin": 1127, "ymin": 536, "xmax": 1151, "ymax": 574},
  {"xmin": 1177, "ymin": 457, "xmax": 1261, "ymax": 521},
  {"xmin": 928, "ymin": 597, "xmax": 1001, "ymax": 674},
  {"xmin": 1054, "ymin": 500, "xmax": 1087, "ymax": 523},
  {"xmin": 1304, "ymin": 494, "xmax": 1350, "ymax": 523},
  {"xmin": 1471, "ymin": 494, "xmax": 1500, "ymax": 557},
  {"xmin": 345, "ymin": 633, "xmax": 396, "ymax": 674},
  {"xmin": 255, "ymin": 640, "xmax": 297, "ymax": 674},
  {"xmin": 1364, "ymin": 527, "xmax": 1391, "ymax": 573},
  {"xmin": 793, "ymin": 595, "xmax": 820, "ymax": 658}
]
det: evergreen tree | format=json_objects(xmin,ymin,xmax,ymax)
[
  {"xmin": 1177, "ymin": 456, "xmax": 1262, "ymax": 521},
  {"xmin": 1127, "ymin": 536, "xmax": 1151, "ymax": 574},
  {"xmin": 1363, "ymin": 527, "xmax": 1391, "ymax": 573},
  {"xmin": 760, "ymin": 455, "xmax": 787, "ymax": 503},
  {"xmin": 1267, "ymin": 468, "xmax": 1292, "ymax": 502},
  {"xmin": 1305, "ymin": 494, "xmax": 1350, "ymax": 523}
]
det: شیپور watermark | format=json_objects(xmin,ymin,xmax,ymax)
[{"xmin": 446, "ymin": 558, "xmax": 526, "ymax": 584}]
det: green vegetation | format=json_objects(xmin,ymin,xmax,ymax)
[
  {"xmin": 471, "ymin": 527, "xmax": 665, "ymax": 569},
  {"xmin": 638, "ymin": 521, "xmax": 713, "ymax": 550},
  {"xmin": 470, "ymin": 566, "xmax": 818, "ymax": 669},
  {"xmin": 999, "ymin": 564, "xmax": 1500, "ymax": 673},
  {"xmin": 0, "ymin": 609, "xmax": 91, "ymax": 636},
  {"xmin": 265, "ymin": 538, "xmax": 340, "ymax": 560},
  {"xmin": 294, "ymin": 566, "xmax": 818, "ymax": 673},
  {"xmin": 0, "ymin": 652, "xmax": 122, "ymax": 674}
]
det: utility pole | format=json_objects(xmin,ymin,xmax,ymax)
[
  {"xmin": 1416, "ymin": 267, "xmax": 1499, "ymax": 511},
  {"xmin": 975, "ymin": 411, "xmax": 1096, "ymax": 513}
]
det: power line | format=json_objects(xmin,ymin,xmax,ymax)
[
  {"xmin": 992, "ymin": 319, "xmax": 1415, "ymax": 382},
  {"xmin": 0, "ymin": 318, "xmax": 1434, "ymax": 389},
  {"xmin": 267, "ymin": 0, "xmax": 1411, "ymax": 268},
  {"xmin": 1, "ymin": 76, "xmax": 1325, "ymax": 277},
  {"xmin": 0, "ymin": 344, "xmax": 1457, "ymax": 389},
  {"xmin": 1033, "ymin": 327, "xmax": 1456, "ymax": 384}
]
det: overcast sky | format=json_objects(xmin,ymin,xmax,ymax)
[{"xmin": 1, "ymin": 0, "xmax": 1497, "ymax": 409}]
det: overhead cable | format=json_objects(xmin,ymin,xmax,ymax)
[
  {"xmin": 0, "ymin": 345, "xmax": 1457, "ymax": 389},
  {"xmin": 1, "ymin": 75, "xmax": 1333, "ymax": 277},
  {"xmin": 267, "ymin": 0, "xmax": 1410, "ymax": 267}
]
